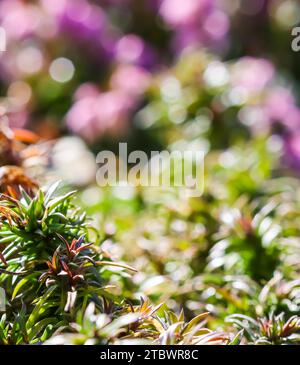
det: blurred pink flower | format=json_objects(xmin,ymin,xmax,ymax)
[
  {"xmin": 114, "ymin": 34, "xmax": 156, "ymax": 68},
  {"xmin": 231, "ymin": 57, "xmax": 275, "ymax": 93},
  {"xmin": 265, "ymin": 88, "xmax": 296, "ymax": 121},
  {"xmin": 115, "ymin": 35, "xmax": 145, "ymax": 64},
  {"xmin": 159, "ymin": 0, "xmax": 212, "ymax": 27},
  {"xmin": 73, "ymin": 83, "xmax": 100, "ymax": 101},
  {"xmin": 203, "ymin": 10, "xmax": 230, "ymax": 41},
  {"xmin": 7, "ymin": 110, "xmax": 28, "ymax": 129},
  {"xmin": 0, "ymin": 0, "xmax": 43, "ymax": 40},
  {"xmin": 264, "ymin": 87, "xmax": 300, "ymax": 131},
  {"xmin": 110, "ymin": 65, "xmax": 151, "ymax": 97},
  {"xmin": 66, "ymin": 87, "xmax": 137, "ymax": 141}
]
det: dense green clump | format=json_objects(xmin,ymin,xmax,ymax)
[
  {"xmin": 0, "ymin": 183, "xmax": 136, "ymax": 344},
  {"xmin": 1, "ymin": 130, "xmax": 300, "ymax": 345}
]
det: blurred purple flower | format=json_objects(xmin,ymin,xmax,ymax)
[
  {"xmin": 42, "ymin": 0, "xmax": 117, "ymax": 60},
  {"xmin": 114, "ymin": 34, "xmax": 157, "ymax": 69},
  {"xmin": 159, "ymin": 0, "xmax": 229, "ymax": 52},
  {"xmin": 283, "ymin": 134, "xmax": 300, "ymax": 170}
]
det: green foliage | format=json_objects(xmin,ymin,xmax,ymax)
[
  {"xmin": 227, "ymin": 313, "xmax": 300, "ymax": 345},
  {"xmin": 0, "ymin": 183, "xmax": 134, "ymax": 344},
  {"xmin": 71, "ymin": 138, "xmax": 300, "ymax": 345},
  {"xmin": 2, "ymin": 138, "xmax": 300, "ymax": 345}
]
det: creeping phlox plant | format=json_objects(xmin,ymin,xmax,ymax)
[
  {"xmin": 0, "ymin": 173, "xmax": 232, "ymax": 345},
  {"xmin": 76, "ymin": 137, "xmax": 300, "ymax": 345},
  {"xmin": 1, "ymin": 0, "xmax": 300, "ymax": 347},
  {"xmin": 0, "ymin": 178, "xmax": 137, "ymax": 344},
  {"xmin": 1, "ymin": 123, "xmax": 300, "ymax": 344}
]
